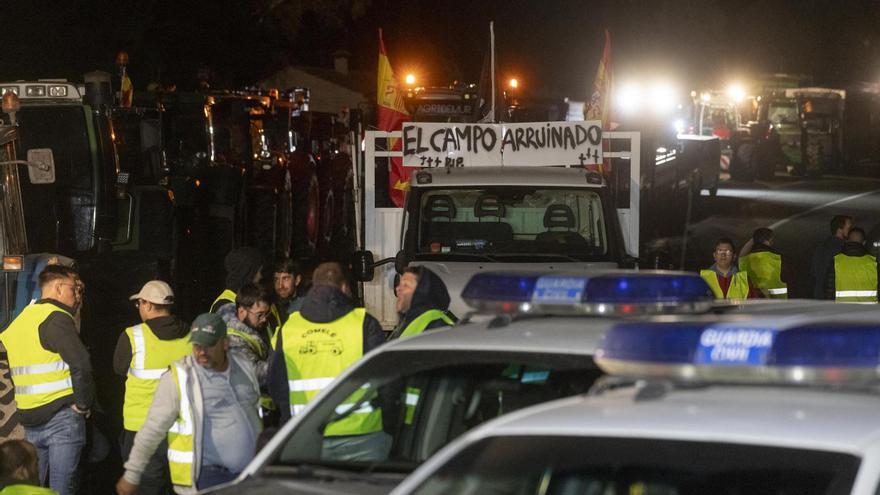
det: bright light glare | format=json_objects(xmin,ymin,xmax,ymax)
[
  {"xmin": 405, "ymin": 73, "xmax": 416, "ymax": 86},
  {"xmin": 700, "ymin": 92, "xmax": 711, "ymax": 103},
  {"xmin": 616, "ymin": 82, "xmax": 641, "ymax": 114},
  {"xmin": 509, "ymin": 78, "xmax": 519, "ymax": 89},
  {"xmin": 727, "ymin": 83, "xmax": 745, "ymax": 103},
  {"xmin": 649, "ymin": 82, "xmax": 677, "ymax": 114},
  {"xmin": 673, "ymin": 118, "xmax": 685, "ymax": 134}
]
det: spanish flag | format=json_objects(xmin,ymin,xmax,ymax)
[
  {"xmin": 585, "ymin": 29, "xmax": 612, "ymax": 173},
  {"xmin": 376, "ymin": 29, "xmax": 410, "ymax": 207}
]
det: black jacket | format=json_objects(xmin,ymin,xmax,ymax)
[
  {"xmin": 811, "ymin": 235, "xmax": 845, "ymax": 299},
  {"xmin": 211, "ymin": 247, "xmax": 264, "ymax": 312},
  {"xmin": 389, "ymin": 267, "xmax": 456, "ymax": 339},
  {"xmin": 17, "ymin": 299, "xmax": 95, "ymax": 427},
  {"xmin": 267, "ymin": 286, "xmax": 385, "ymax": 423},
  {"xmin": 824, "ymin": 241, "xmax": 878, "ymax": 300},
  {"xmin": 112, "ymin": 315, "xmax": 191, "ymax": 377}
]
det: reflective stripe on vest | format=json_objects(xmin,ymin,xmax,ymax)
[
  {"xmin": 0, "ymin": 303, "xmax": 74, "ymax": 410},
  {"xmin": 210, "ymin": 289, "xmax": 237, "ymax": 313},
  {"xmin": 399, "ymin": 309, "xmax": 455, "ymax": 339},
  {"xmin": 123, "ymin": 323, "xmax": 191, "ymax": 431},
  {"xmin": 281, "ymin": 308, "xmax": 382, "ymax": 436},
  {"xmin": 167, "ymin": 364, "xmax": 195, "ymax": 487},
  {"xmin": 227, "ymin": 328, "xmax": 268, "ymax": 361},
  {"xmin": 700, "ymin": 269, "xmax": 750, "ymax": 301},
  {"xmin": 834, "ymin": 253, "xmax": 878, "ymax": 303},
  {"xmin": 739, "ymin": 251, "xmax": 787, "ymax": 299}
]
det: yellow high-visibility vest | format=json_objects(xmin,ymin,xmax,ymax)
[
  {"xmin": 281, "ymin": 309, "xmax": 382, "ymax": 436},
  {"xmin": 123, "ymin": 323, "xmax": 191, "ymax": 431},
  {"xmin": 399, "ymin": 309, "xmax": 455, "ymax": 339},
  {"xmin": 834, "ymin": 253, "xmax": 878, "ymax": 303},
  {"xmin": 167, "ymin": 363, "xmax": 195, "ymax": 487},
  {"xmin": 0, "ymin": 303, "xmax": 74, "ymax": 410},
  {"xmin": 210, "ymin": 289, "xmax": 237, "ymax": 313},
  {"xmin": 700, "ymin": 269, "xmax": 749, "ymax": 301},
  {"xmin": 739, "ymin": 251, "xmax": 787, "ymax": 299}
]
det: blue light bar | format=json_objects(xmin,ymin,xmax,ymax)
[
  {"xmin": 596, "ymin": 321, "xmax": 880, "ymax": 386},
  {"xmin": 461, "ymin": 271, "xmax": 714, "ymax": 315}
]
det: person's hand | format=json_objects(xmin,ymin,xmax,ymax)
[
  {"xmin": 116, "ymin": 476, "xmax": 138, "ymax": 495},
  {"xmin": 71, "ymin": 404, "xmax": 91, "ymax": 418}
]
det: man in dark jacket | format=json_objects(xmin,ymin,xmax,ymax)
[
  {"xmin": 268, "ymin": 262, "xmax": 385, "ymax": 426},
  {"xmin": 113, "ymin": 280, "xmax": 190, "ymax": 495},
  {"xmin": 811, "ymin": 214, "xmax": 852, "ymax": 299},
  {"xmin": 0, "ymin": 265, "xmax": 93, "ymax": 495},
  {"xmin": 210, "ymin": 247, "xmax": 264, "ymax": 313},
  {"xmin": 388, "ymin": 267, "xmax": 456, "ymax": 340},
  {"xmin": 825, "ymin": 227, "xmax": 878, "ymax": 302}
]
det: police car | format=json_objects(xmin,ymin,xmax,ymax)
[
  {"xmin": 205, "ymin": 270, "xmax": 870, "ymax": 494},
  {"xmin": 389, "ymin": 306, "xmax": 880, "ymax": 495}
]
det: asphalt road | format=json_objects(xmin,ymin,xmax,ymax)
[{"xmin": 646, "ymin": 172, "xmax": 880, "ymax": 298}]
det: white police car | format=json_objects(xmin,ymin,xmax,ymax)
[
  {"xmin": 206, "ymin": 269, "xmax": 821, "ymax": 495},
  {"xmin": 389, "ymin": 307, "xmax": 880, "ymax": 495}
]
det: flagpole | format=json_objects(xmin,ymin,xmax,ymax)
[{"xmin": 489, "ymin": 21, "xmax": 495, "ymax": 123}]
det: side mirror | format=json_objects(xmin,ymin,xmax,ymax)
[
  {"xmin": 394, "ymin": 250, "xmax": 410, "ymax": 274},
  {"xmin": 26, "ymin": 149, "xmax": 56, "ymax": 184},
  {"xmin": 353, "ymin": 250, "xmax": 375, "ymax": 282}
]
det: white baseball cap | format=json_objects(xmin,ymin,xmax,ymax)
[{"xmin": 129, "ymin": 280, "xmax": 175, "ymax": 305}]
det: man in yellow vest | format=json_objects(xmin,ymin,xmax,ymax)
[
  {"xmin": 0, "ymin": 265, "xmax": 92, "ymax": 495},
  {"xmin": 388, "ymin": 267, "xmax": 456, "ymax": 340},
  {"xmin": 267, "ymin": 262, "xmax": 386, "ymax": 460},
  {"xmin": 739, "ymin": 228, "xmax": 789, "ymax": 299},
  {"xmin": 827, "ymin": 227, "xmax": 878, "ymax": 303},
  {"xmin": 209, "ymin": 247, "xmax": 264, "ymax": 313},
  {"xmin": 0, "ymin": 439, "xmax": 57, "ymax": 494},
  {"xmin": 116, "ymin": 313, "xmax": 260, "ymax": 495},
  {"xmin": 700, "ymin": 238, "xmax": 752, "ymax": 300},
  {"xmin": 112, "ymin": 280, "xmax": 190, "ymax": 495}
]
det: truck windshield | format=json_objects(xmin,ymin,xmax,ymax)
[
  {"xmin": 411, "ymin": 436, "xmax": 859, "ymax": 495},
  {"xmin": 414, "ymin": 187, "xmax": 607, "ymax": 261},
  {"xmin": 272, "ymin": 351, "xmax": 600, "ymax": 474}
]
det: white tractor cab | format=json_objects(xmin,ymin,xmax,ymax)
[
  {"xmin": 391, "ymin": 305, "xmax": 880, "ymax": 495},
  {"xmin": 203, "ymin": 270, "xmax": 838, "ymax": 495},
  {"xmin": 694, "ymin": 87, "xmax": 748, "ymax": 172},
  {"xmin": 353, "ymin": 121, "xmax": 647, "ymax": 328}
]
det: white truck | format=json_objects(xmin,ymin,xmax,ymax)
[{"xmin": 351, "ymin": 121, "xmax": 644, "ymax": 328}]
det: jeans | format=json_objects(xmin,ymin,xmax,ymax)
[
  {"xmin": 196, "ymin": 465, "xmax": 239, "ymax": 490},
  {"xmin": 322, "ymin": 431, "xmax": 392, "ymax": 462},
  {"xmin": 24, "ymin": 406, "xmax": 86, "ymax": 495},
  {"xmin": 120, "ymin": 429, "xmax": 173, "ymax": 495}
]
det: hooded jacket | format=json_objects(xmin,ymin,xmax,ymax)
[
  {"xmin": 216, "ymin": 303, "xmax": 271, "ymax": 386},
  {"xmin": 113, "ymin": 315, "xmax": 191, "ymax": 377},
  {"xmin": 389, "ymin": 267, "xmax": 456, "ymax": 339},
  {"xmin": 267, "ymin": 285, "xmax": 385, "ymax": 423},
  {"xmin": 223, "ymin": 247, "xmax": 264, "ymax": 293},
  {"xmin": 824, "ymin": 241, "xmax": 878, "ymax": 299}
]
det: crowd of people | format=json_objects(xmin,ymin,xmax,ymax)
[
  {"xmin": 700, "ymin": 214, "xmax": 878, "ymax": 303},
  {"xmin": 0, "ymin": 216, "xmax": 876, "ymax": 494},
  {"xmin": 0, "ymin": 249, "xmax": 455, "ymax": 495}
]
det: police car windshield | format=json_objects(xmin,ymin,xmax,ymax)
[
  {"xmin": 412, "ymin": 436, "xmax": 859, "ymax": 495},
  {"xmin": 270, "ymin": 351, "xmax": 600, "ymax": 473},
  {"xmin": 413, "ymin": 187, "xmax": 608, "ymax": 262}
]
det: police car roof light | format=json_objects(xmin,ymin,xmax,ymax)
[
  {"xmin": 596, "ymin": 321, "xmax": 880, "ymax": 386},
  {"xmin": 462, "ymin": 272, "xmax": 714, "ymax": 316}
]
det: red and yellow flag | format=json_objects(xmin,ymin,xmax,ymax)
[
  {"xmin": 585, "ymin": 29, "xmax": 612, "ymax": 174},
  {"xmin": 585, "ymin": 29, "xmax": 612, "ymax": 129},
  {"xmin": 377, "ymin": 29, "xmax": 411, "ymax": 207}
]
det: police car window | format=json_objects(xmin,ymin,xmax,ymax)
[
  {"xmin": 273, "ymin": 351, "xmax": 599, "ymax": 471},
  {"xmin": 411, "ymin": 436, "xmax": 859, "ymax": 495},
  {"xmin": 416, "ymin": 187, "xmax": 607, "ymax": 260}
]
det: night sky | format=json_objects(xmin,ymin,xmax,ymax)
[{"xmin": 2, "ymin": 0, "xmax": 879, "ymax": 97}]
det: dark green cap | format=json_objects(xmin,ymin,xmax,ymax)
[{"xmin": 189, "ymin": 312, "xmax": 227, "ymax": 346}]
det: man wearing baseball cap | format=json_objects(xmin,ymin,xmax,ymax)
[
  {"xmin": 116, "ymin": 313, "xmax": 261, "ymax": 495},
  {"xmin": 113, "ymin": 281, "xmax": 190, "ymax": 495}
]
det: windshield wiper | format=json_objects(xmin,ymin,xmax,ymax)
[
  {"xmin": 262, "ymin": 463, "xmax": 400, "ymax": 484},
  {"xmin": 415, "ymin": 251, "xmax": 497, "ymax": 262},
  {"xmin": 488, "ymin": 253, "xmax": 581, "ymax": 262}
]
